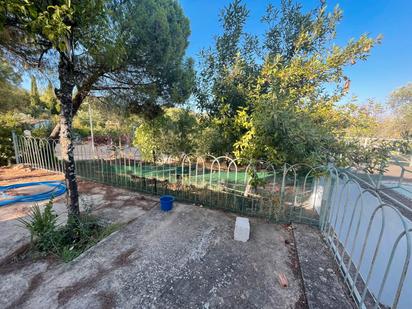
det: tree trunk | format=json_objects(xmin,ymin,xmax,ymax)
[
  {"xmin": 57, "ymin": 57, "xmax": 80, "ymax": 218},
  {"xmin": 152, "ymin": 150, "xmax": 157, "ymax": 164},
  {"xmin": 60, "ymin": 98, "xmax": 80, "ymax": 218},
  {"xmin": 49, "ymin": 70, "xmax": 103, "ymax": 140}
]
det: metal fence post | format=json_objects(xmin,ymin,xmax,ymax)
[
  {"xmin": 319, "ymin": 164, "xmax": 336, "ymax": 231},
  {"xmin": 11, "ymin": 131, "xmax": 20, "ymax": 164}
]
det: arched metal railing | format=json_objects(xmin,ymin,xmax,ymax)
[
  {"xmin": 11, "ymin": 133, "xmax": 412, "ymax": 309},
  {"xmin": 321, "ymin": 169, "xmax": 412, "ymax": 308}
]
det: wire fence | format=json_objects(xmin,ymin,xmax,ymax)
[
  {"xmin": 12, "ymin": 134, "xmax": 326, "ymax": 224},
  {"xmin": 11, "ymin": 133, "xmax": 412, "ymax": 309}
]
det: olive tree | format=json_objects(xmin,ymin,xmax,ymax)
[{"xmin": 196, "ymin": 0, "xmax": 381, "ymax": 165}]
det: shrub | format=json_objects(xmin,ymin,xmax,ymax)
[
  {"xmin": 31, "ymin": 125, "xmax": 53, "ymax": 138},
  {"xmin": 335, "ymin": 138, "xmax": 411, "ymax": 174},
  {"xmin": 133, "ymin": 108, "xmax": 199, "ymax": 160},
  {"xmin": 0, "ymin": 126, "xmax": 15, "ymax": 166},
  {"xmin": 0, "ymin": 112, "xmax": 24, "ymax": 166},
  {"xmin": 18, "ymin": 200, "xmax": 59, "ymax": 252},
  {"xmin": 19, "ymin": 199, "xmax": 121, "ymax": 262}
]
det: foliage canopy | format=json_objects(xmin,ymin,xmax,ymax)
[
  {"xmin": 0, "ymin": 0, "xmax": 194, "ymax": 217},
  {"xmin": 195, "ymin": 0, "xmax": 381, "ymax": 165}
]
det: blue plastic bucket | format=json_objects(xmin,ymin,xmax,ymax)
[{"xmin": 160, "ymin": 195, "xmax": 174, "ymax": 212}]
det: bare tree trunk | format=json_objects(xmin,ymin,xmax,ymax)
[
  {"xmin": 49, "ymin": 71, "xmax": 103, "ymax": 140},
  {"xmin": 57, "ymin": 57, "xmax": 80, "ymax": 218},
  {"xmin": 60, "ymin": 100, "xmax": 79, "ymax": 218},
  {"xmin": 152, "ymin": 150, "xmax": 157, "ymax": 164}
]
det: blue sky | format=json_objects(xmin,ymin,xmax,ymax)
[{"xmin": 180, "ymin": 0, "xmax": 412, "ymax": 104}]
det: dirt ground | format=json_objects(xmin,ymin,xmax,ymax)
[
  {"xmin": 0, "ymin": 164, "xmax": 64, "ymax": 185},
  {"xmin": 385, "ymin": 162, "xmax": 412, "ymax": 182},
  {"xmin": 0, "ymin": 166, "xmax": 306, "ymax": 308}
]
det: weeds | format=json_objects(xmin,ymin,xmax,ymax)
[{"xmin": 19, "ymin": 199, "xmax": 121, "ymax": 262}]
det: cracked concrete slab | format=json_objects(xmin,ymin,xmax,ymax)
[
  {"xmin": 0, "ymin": 180, "xmax": 156, "ymax": 265},
  {"xmin": 292, "ymin": 223, "xmax": 355, "ymax": 309},
  {"xmin": 1, "ymin": 203, "xmax": 304, "ymax": 308}
]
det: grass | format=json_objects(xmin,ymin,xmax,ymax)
[
  {"xmin": 76, "ymin": 159, "xmax": 274, "ymax": 186},
  {"xmin": 71, "ymin": 159, "xmax": 319, "ymax": 224},
  {"xmin": 58, "ymin": 222, "xmax": 122, "ymax": 262}
]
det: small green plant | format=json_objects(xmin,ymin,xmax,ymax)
[
  {"xmin": 18, "ymin": 199, "xmax": 60, "ymax": 253},
  {"xmin": 60, "ymin": 246, "xmax": 83, "ymax": 263},
  {"xmin": 19, "ymin": 199, "xmax": 121, "ymax": 262}
]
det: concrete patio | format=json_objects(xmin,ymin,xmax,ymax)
[{"xmin": 0, "ymin": 167, "xmax": 354, "ymax": 309}]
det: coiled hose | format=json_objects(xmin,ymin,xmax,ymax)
[{"xmin": 0, "ymin": 181, "xmax": 66, "ymax": 207}]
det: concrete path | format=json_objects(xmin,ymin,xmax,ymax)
[
  {"xmin": 1, "ymin": 202, "xmax": 304, "ymax": 308},
  {"xmin": 0, "ymin": 180, "xmax": 155, "ymax": 265},
  {"xmin": 293, "ymin": 224, "xmax": 355, "ymax": 309}
]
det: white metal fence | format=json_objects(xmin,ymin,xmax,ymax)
[{"xmin": 11, "ymin": 133, "xmax": 412, "ymax": 308}]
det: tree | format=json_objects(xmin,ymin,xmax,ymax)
[
  {"xmin": 41, "ymin": 81, "xmax": 60, "ymax": 115},
  {"xmin": 0, "ymin": 112, "xmax": 24, "ymax": 166},
  {"xmin": 388, "ymin": 83, "xmax": 412, "ymax": 135},
  {"xmin": 195, "ymin": 116, "xmax": 236, "ymax": 156},
  {"xmin": 0, "ymin": 54, "xmax": 20, "ymax": 84},
  {"xmin": 197, "ymin": 0, "xmax": 381, "ymax": 165},
  {"xmin": 30, "ymin": 75, "xmax": 41, "ymax": 109},
  {"xmin": 0, "ymin": 55, "xmax": 29, "ymax": 112},
  {"xmin": 236, "ymin": 4, "xmax": 380, "ymax": 164},
  {"xmin": 134, "ymin": 108, "xmax": 198, "ymax": 161},
  {"xmin": 0, "ymin": 0, "xmax": 193, "ymax": 220},
  {"xmin": 342, "ymin": 99, "xmax": 383, "ymax": 137},
  {"xmin": 389, "ymin": 83, "xmax": 412, "ymax": 109},
  {"xmin": 195, "ymin": 0, "xmax": 259, "ymax": 155},
  {"xmin": 72, "ymin": 96, "xmax": 139, "ymax": 145},
  {"xmin": 0, "ymin": 56, "xmax": 30, "ymax": 166}
]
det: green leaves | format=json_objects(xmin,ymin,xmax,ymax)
[
  {"xmin": 18, "ymin": 200, "xmax": 59, "ymax": 252},
  {"xmin": 18, "ymin": 198, "xmax": 120, "ymax": 262},
  {"xmin": 198, "ymin": 0, "xmax": 382, "ymax": 165},
  {"xmin": 1, "ymin": 0, "xmax": 74, "ymax": 51},
  {"xmin": 133, "ymin": 108, "xmax": 199, "ymax": 160},
  {"xmin": 337, "ymin": 138, "xmax": 411, "ymax": 174},
  {"xmin": 196, "ymin": 0, "xmax": 257, "ymax": 118},
  {"xmin": 387, "ymin": 83, "xmax": 412, "ymax": 135},
  {"xmin": 389, "ymin": 83, "xmax": 412, "ymax": 109},
  {"xmin": 1, "ymin": 0, "xmax": 193, "ymax": 111}
]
